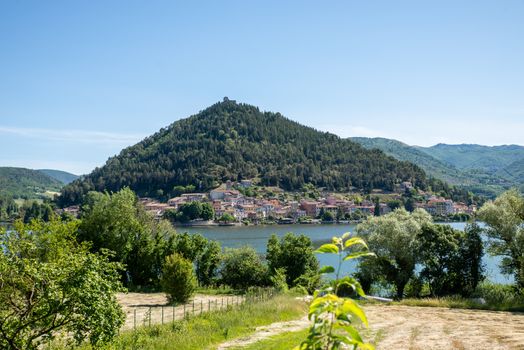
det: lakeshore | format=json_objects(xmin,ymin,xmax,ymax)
[{"xmin": 180, "ymin": 221, "xmax": 513, "ymax": 285}]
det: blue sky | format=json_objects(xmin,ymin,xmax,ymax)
[{"xmin": 1, "ymin": 1, "xmax": 523, "ymax": 174}]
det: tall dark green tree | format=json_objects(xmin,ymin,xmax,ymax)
[
  {"xmin": 266, "ymin": 233, "xmax": 319, "ymax": 287},
  {"xmin": 417, "ymin": 223, "xmax": 484, "ymax": 297}
]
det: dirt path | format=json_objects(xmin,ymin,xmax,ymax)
[
  {"xmin": 117, "ymin": 292, "xmax": 244, "ymax": 330},
  {"xmin": 365, "ymin": 304, "xmax": 524, "ymax": 350},
  {"xmin": 117, "ymin": 293, "xmax": 524, "ymax": 349},
  {"xmin": 212, "ymin": 304, "xmax": 524, "ymax": 349},
  {"xmin": 215, "ymin": 316, "xmax": 310, "ymax": 350}
]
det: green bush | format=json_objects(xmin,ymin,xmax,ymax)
[
  {"xmin": 270, "ymin": 267, "xmax": 289, "ymax": 292},
  {"xmin": 472, "ymin": 281, "xmax": 522, "ymax": 305},
  {"xmin": 161, "ymin": 253, "xmax": 196, "ymax": 303},
  {"xmin": 266, "ymin": 233, "xmax": 319, "ymax": 288},
  {"xmin": 220, "ymin": 246, "xmax": 268, "ymax": 289}
]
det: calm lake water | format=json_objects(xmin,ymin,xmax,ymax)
[{"xmin": 182, "ymin": 222, "xmax": 513, "ymax": 285}]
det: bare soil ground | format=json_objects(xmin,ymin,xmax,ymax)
[
  {"xmin": 117, "ymin": 292, "xmax": 244, "ymax": 330},
  {"xmin": 365, "ymin": 304, "xmax": 524, "ymax": 350},
  {"xmin": 214, "ymin": 304, "xmax": 524, "ymax": 350}
]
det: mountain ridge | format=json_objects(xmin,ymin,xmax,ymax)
[
  {"xmin": 59, "ymin": 99, "xmax": 437, "ymax": 205},
  {"xmin": 38, "ymin": 169, "xmax": 79, "ymax": 184},
  {"xmin": 0, "ymin": 167, "xmax": 64, "ymax": 199}
]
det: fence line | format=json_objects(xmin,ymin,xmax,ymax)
[{"xmin": 122, "ymin": 288, "xmax": 275, "ymax": 330}]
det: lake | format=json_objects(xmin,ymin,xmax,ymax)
[{"xmin": 181, "ymin": 222, "xmax": 513, "ymax": 284}]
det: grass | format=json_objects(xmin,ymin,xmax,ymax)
[
  {"xmin": 394, "ymin": 296, "xmax": 524, "ymax": 312},
  {"xmin": 50, "ymin": 294, "xmax": 308, "ymax": 350}
]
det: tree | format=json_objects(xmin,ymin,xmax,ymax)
[
  {"xmin": 195, "ymin": 240, "xmax": 221, "ymax": 286},
  {"xmin": 357, "ymin": 208, "xmax": 432, "ymax": 299},
  {"xmin": 172, "ymin": 232, "xmax": 221, "ymax": 286},
  {"xmin": 404, "ymin": 197, "xmax": 415, "ymax": 212},
  {"xmin": 321, "ymin": 210, "xmax": 334, "ymax": 222},
  {"xmin": 219, "ymin": 213, "xmax": 235, "ymax": 223},
  {"xmin": 374, "ymin": 198, "xmax": 380, "ymax": 216},
  {"xmin": 417, "ymin": 223, "xmax": 484, "ymax": 297},
  {"xmin": 478, "ymin": 189, "xmax": 524, "ymax": 290},
  {"xmin": 78, "ymin": 187, "xmax": 177, "ymax": 287},
  {"xmin": 0, "ymin": 219, "xmax": 125, "ymax": 349},
  {"xmin": 161, "ymin": 253, "xmax": 196, "ymax": 303},
  {"xmin": 462, "ymin": 222, "xmax": 484, "ymax": 294},
  {"xmin": 0, "ymin": 195, "xmax": 18, "ymax": 221},
  {"xmin": 22, "ymin": 201, "xmax": 54, "ymax": 223},
  {"xmin": 266, "ymin": 233, "xmax": 319, "ymax": 287},
  {"xmin": 220, "ymin": 246, "xmax": 268, "ymax": 289},
  {"xmin": 201, "ymin": 202, "xmax": 215, "ymax": 220}
]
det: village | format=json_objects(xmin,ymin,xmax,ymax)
[{"xmin": 122, "ymin": 180, "xmax": 478, "ymax": 225}]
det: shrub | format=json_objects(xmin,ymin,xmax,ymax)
[
  {"xmin": 220, "ymin": 246, "xmax": 268, "ymax": 289},
  {"xmin": 266, "ymin": 233, "xmax": 319, "ymax": 288},
  {"xmin": 161, "ymin": 253, "xmax": 196, "ymax": 303},
  {"xmin": 472, "ymin": 281, "xmax": 523, "ymax": 305},
  {"xmin": 270, "ymin": 267, "xmax": 289, "ymax": 292}
]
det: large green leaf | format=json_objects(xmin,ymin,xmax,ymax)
[
  {"xmin": 343, "ymin": 251, "xmax": 376, "ymax": 261},
  {"xmin": 340, "ymin": 299, "xmax": 368, "ymax": 327},
  {"xmin": 315, "ymin": 243, "xmax": 339, "ymax": 254},
  {"xmin": 344, "ymin": 237, "xmax": 368, "ymax": 249},
  {"xmin": 319, "ymin": 265, "xmax": 335, "ymax": 274}
]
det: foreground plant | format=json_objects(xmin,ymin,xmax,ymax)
[{"xmin": 296, "ymin": 233, "xmax": 375, "ymax": 350}]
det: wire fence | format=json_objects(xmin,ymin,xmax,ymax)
[{"xmin": 122, "ymin": 288, "xmax": 275, "ymax": 330}]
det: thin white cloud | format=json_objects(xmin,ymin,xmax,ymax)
[{"xmin": 0, "ymin": 126, "xmax": 145, "ymax": 145}]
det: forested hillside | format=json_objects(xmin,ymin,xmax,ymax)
[
  {"xmin": 59, "ymin": 99, "xmax": 432, "ymax": 205},
  {"xmin": 38, "ymin": 169, "xmax": 79, "ymax": 184},
  {"xmin": 351, "ymin": 137, "xmax": 466, "ymax": 183},
  {"xmin": 353, "ymin": 138, "xmax": 524, "ymax": 197},
  {"xmin": 419, "ymin": 144, "xmax": 524, "ymax": 171},
  {"xmin": 0, "ymin": 167, "xmax": 63, "ymax": 199}
]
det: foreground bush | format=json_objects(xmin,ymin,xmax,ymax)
[
  {"xmin": 0, "ymin": 219, "xmax": 125, "ymax": 350},
  {"xmin": 161, "ymin": 253, "xmax": 196, "ymax": 303}
]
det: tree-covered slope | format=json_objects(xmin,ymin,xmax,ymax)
[
  {"xmin": 59, "ymin": 99, "xmax": 430, "ymax": 205},
  {"xmin": 0, "ymin": 167, "xmax": 63, "ymax": 199},
  {"xmin": 497, "ymin": 158, "xmax": 524, "ymax": 190},
  {"xmin": 352, "ymin": 138, "xmax": 523, "ymax": 197},
  {"xmin": 351, "ymin": 137, "xmax": 465, "ymax": 184},
  {"xmin": 418, "ymin": 144, "xmax": 524, "ymax": 173},
  {"xmin": 38, "ymin": 169, "xmax": 79, "ymax": 184}
]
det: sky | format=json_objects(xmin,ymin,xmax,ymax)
[{"xmin": 1, "ymin": 0, "xmax": 523, "ymax": 175}]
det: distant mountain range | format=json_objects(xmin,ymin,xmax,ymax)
[
  {"xmin": 0, "ymin": 167, "xmax": 78, "ymax": 199},
  {"xmin": 58, "ymin": 99, "xmax": 448, "ymax": 205},
  {"xmin": 352, "ymin": 138, "xmax": 524, "ymax": 197},
  {"xmin": 38, "ymin": 169, "xmax": 79, "ymax": 185}
]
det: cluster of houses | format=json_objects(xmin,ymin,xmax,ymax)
[
  {"xmin": 136, "ymin": 180, "xmax": 476, "ymax": 223},
  {"xmin": 416, "ymin": 196, "xmax": 475, "ymax": 217}
]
